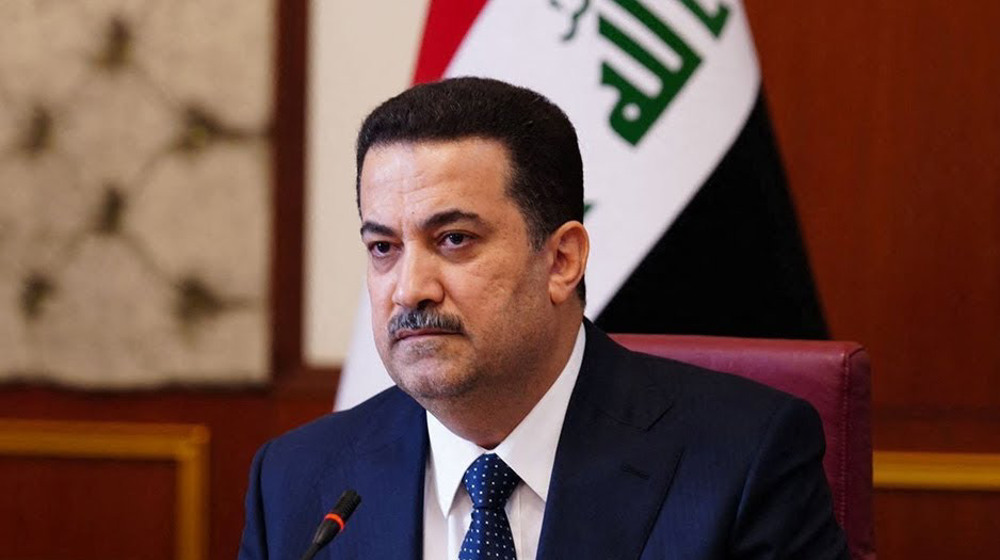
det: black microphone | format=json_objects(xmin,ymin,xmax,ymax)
[{"xmin": 299, "ymin": 489, "xmax": 362, "ymax": 560}]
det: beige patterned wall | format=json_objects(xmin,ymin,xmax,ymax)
[{"xmin": 0, "ymin": 0, "xmax": 274, "ymax": 388}]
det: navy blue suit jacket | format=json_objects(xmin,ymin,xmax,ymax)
[{"xmin": 239, "ymin": 323, "xmax": 849, "ymax": 559}]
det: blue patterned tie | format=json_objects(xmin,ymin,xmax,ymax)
[{"xmin": 459, "ymin": 453, "xmax": 520, "ymax": 560}]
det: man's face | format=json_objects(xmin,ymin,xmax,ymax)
[{"xmin": 359, "ymin": 138, "xmax": 556, "ymax": 403}]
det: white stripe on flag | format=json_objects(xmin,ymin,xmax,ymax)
[{"xmin": 337, "ymin": 288, "xmax": 387, "ymax": 410}]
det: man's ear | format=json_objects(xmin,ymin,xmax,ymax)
[{"xmin": 546, "ymin": 221, "xmax": 589, "ymax": 305}]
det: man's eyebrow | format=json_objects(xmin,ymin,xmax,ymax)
[
  {"xmin": 420, "ymin": 209, "xmax": 485, "ymax": 230},
  {"xmin": 359, "ymin": 221, "xmax": 397, "ymax": 237},
  {"xmin": 360, "ymin": 210, "xmax": 486, "ymax": 238}
]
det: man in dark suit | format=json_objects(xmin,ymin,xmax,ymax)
[{"xmin": 239, "ymin": 77, "xmax": 849, "ymax": 559}]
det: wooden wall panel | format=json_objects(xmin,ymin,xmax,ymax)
[
  {"xmin": 0, "ymin": 420, "xmax": 212, "ymax": 560},
  {"xmin": 745, "ymin": 1, "xmax": 1000, "ymax": 419},
  {"xmin": 745, "ymin": 1, "xmax": 1000, "ymax": 556},
  {"xmin": 0, "ymin": 384, "xmax": 336, "ymax": 560},
  {"xmin": 875, "ymin": 491, "xmax": 1000, "ymax": 558},
  {"xmin": 0, "ymin": 457, "xmax": 176, "ymax": 560}
]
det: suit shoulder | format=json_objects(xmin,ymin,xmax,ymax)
[
  {"xmin": 260, "ymin": 386, "xmax": 419, "ymax": 469},
  {"xmin": 628, "ymin": 348, "xmax": 794, "ymax": 408},
  {"xmin": 585, "ymin": 324, "xmax": 796, "ymax": 413},
  {"xmin": 622, "ymin": 348, "xmax": 818, "ymax": 445}
]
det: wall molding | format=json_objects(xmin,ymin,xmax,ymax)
[
  {"xmin": 0, "ymin": 419, "xmax": 210, "ymax": 560},
  {"xmin": 874, "ymin": 450, "xmax": 1000, "ymax": 491}
]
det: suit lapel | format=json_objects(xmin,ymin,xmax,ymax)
[
  {"xmin": 319, "ymin": 391, "xmax": 428, "ymax": 560},
  {"xmin": 538, "ymin": 323, "xmax": 685, "ymax": 560}
]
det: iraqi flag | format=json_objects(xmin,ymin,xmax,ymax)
[{"xmin": 335, "ymin": 0, "xmax": 826, "ymax": 409}]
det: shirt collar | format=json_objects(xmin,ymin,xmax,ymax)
[{"xmin": 426, "ymin": 324, "xmax": 587, "ymax": 516}]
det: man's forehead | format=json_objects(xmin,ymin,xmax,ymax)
[{"xmin": 359, "ymin": 139, "xmax": 513, "ymax": 209}]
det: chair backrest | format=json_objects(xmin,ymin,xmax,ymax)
[{"xmin": 611, "ymin": 334, "xmax": 875, "ymax": 560}]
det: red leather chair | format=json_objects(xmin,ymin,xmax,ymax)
[{"xmin": 611, "ymin": 334, "xmax": 875, "ymax": 560}]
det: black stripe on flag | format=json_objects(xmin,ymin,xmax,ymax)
[{"xmin": 595, "ymin": 91, "xmax": 828, "ymax": 339}]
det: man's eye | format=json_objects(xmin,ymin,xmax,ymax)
[
  {"xmin": 369, "ymin": 241, "xmax": 392, "ymax": 256},
  {"xmin": 442, "ymin": 233, "xmax": 470, "ymax": 247}
]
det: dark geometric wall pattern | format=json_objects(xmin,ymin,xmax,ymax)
[{"xmin": 0, "ymin": 0, "xmax": 273, "ymax": 387}]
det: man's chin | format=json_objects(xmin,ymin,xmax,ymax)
[
  {"xmin": 385, "ymin": 358, "xmax": 473, "ymax": 401},
  {"xmin": 389, "ymin": 366, "xmax": 476, "ymax": 402}
]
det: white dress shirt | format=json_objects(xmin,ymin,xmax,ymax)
[{"xmin": 422, "ymin": 324, "xmax": 586, "ymax": 560}]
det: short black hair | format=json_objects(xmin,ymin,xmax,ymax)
[{"xmin": 355, "ymin": 76, "xmax": 586, "ymax": 302}]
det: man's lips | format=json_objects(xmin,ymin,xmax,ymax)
[{"xmin": 392, "ymin": 328, "xmax": 461, "ymax": 342}]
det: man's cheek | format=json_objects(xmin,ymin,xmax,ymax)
[
  {"xmin": 448, "ymin": 260, "xmax": 513, "ymax": 294},
  {"xmin": 366, "ymin": 277, "xmax": 394, "ymax": 307}
]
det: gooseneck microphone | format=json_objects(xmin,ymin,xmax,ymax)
[{"xmin": 299, "ymin": 489, "xmax": 362, "ymax": 560}]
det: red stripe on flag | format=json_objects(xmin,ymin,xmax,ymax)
[{"xmin": 412, "ymin": 0, "xmax": 490, "ymax": 84}]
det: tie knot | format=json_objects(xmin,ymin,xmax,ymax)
[{"xmin": 462, "ymin": 453, "xmax": 520, "ymax": 509}]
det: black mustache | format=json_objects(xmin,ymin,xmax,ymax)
[{"xmin": 388, "ymin": 309, "xmax": 464, "ymax": 339}]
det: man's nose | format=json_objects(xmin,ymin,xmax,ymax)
[{"xmin": 392, "ymin": 247, "xmax": 444, "ymax": 309}]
